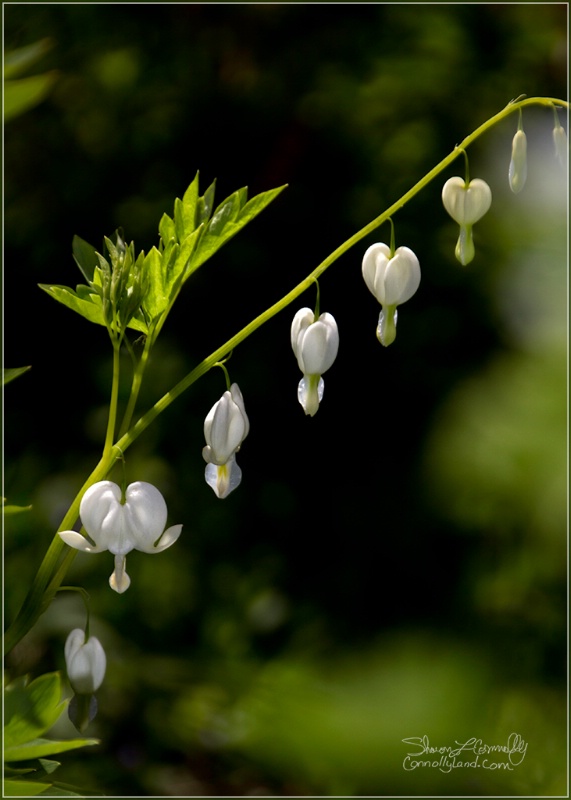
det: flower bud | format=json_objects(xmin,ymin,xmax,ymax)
[
  {"xmin": 553, "ymin": 122, "xmax": 568, "ymax": 168},
  {"xmin": 361, "ymin": 243, "xmax": 420, "ymax": 346},
  {"xmin": 65, "ymin": 629, "xmax": 106, "ymax": 695},
  {"xmin": 203, "ymin": 383, "xmax": 249, "ymax": 498},
  {"xmin": 508, "ymin": 129, "xmax": 527, "ymax": 193},
  {"xmin": 291, "ymin": 308, "xmax": 339, "ymax": 415}
]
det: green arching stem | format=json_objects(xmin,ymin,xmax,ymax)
[{"xmin": 4, "ymin": 95, "xmax": 568, "ymax": 655}]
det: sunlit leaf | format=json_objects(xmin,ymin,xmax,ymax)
[
  {"xmin": 4, "ymin": 72, "xmax": 58, "ymax": 121},
  {"xmin": 4, "ymin": 38, "xmax": 54, "ymax": 79},
  {"xmin": 72, "ymin": 236, "xmax": 99, "ymax": 282},
  {"xmin": 190, "ymin": 184, "xmax": 286, "ymax": 272},
  {"xmin": 38, "ymin": 284, "xmax": 148, "ymax": 333},
  {"xmin": 4, "ymin": 673, "xmax": 66, "ymax": 749},
  {"xmin": 5, "ymin": 737, "xmax": 99, "ymax": 762},
  {"xmin": 2, "ymin": 779, "xmax": 52, "ymax": 796},
  {"xmin": 3, "ymin": 366, "xmax": 31, "ymax": 385}
]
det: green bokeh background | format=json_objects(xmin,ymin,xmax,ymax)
[{"xmin": 4, "ymin": 4, "xmax": 567, "ymax": 797}]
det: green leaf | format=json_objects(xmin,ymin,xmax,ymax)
[
  {"xmin": 142, "ymin": 226, "xmax": 203, "ymax": 323},
  {"xmin": 38, "ymin": 759, "xmax": 61, "ymax": 775},
  {"xmin": 4, "ymin": 39, "xmax": 54, "ymax": 79},
  {"xmin": 3, "ymin": 500, "xmax": 33, "ymax": 515},
  {"xmin": 158, "ymin": 213, "xmax": 176, "ymax": 247},
  {"xmin": 38, "ymin": 284, "xmax": 148, "ymax": 334},
  {"xmin": 2, "ymin": 779, "xmax": 53, "ymax": 796},
  {"xmin": 5, "ymin": 737, "xmax": 99, "ymax": 762},
  {"xmin": 4, "ymin": 72, "xmax": 58, "ymax": 121},
  {"xmin": 38, "ymin": 284, "xmax": 106, "ymax": 326},
  {"xmin": 3, "ymin": 366, "xmax": 31, "ymax": 385},
  {"xmin": 190, "ymin": 184, "xmax": 286, "ymax": 272},
  {"xmin": 4, "ymin": 673, "xmax": 66, "ymax": 749},
  {"xmin": 72, "ymin": 236, "xmax": 100, "ymax": 282}
]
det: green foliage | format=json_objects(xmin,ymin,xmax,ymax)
[
  {"xmin": 38, "ymin": 175, "xmax": 286, "ymax": 342},
  {"xmin": 2, "ymin": 366, "xmax": 32, "ymax": 385},
  {"xmin": 4, "ymin": 39, "xmax": 57, "ymax": 121},
  {"xmin": 4, "ymin": 672, "xmax": 99, "ymax": 796}
]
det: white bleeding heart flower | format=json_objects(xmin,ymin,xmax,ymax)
[
  {"xmin": 291, "ymin": 308, "xmax": 339, "ymax": 416},
  {"xmin": 59, "ymin": 481, "xmax": 182, "ymax": 593},
  {"xmin": 203, "ymin": 383, "xmax": 249, "ymax": 498},
  {"xmin": 442, "ymin": 176, "xmax": 492, "ymax": 265},
  {"xmin": 509, "ymin": 129, "xmax": 527, "ymax": 193},
  {"xmin": 65, "ymin": 628, "xmax": 106, "ymax": 695},
  {"xmin": 361, "ymin": 243, "xmax": 420, "ymax": 346}
]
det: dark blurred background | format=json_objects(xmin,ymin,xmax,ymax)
[{"xmin": 4, "ymin": 4, "xmax": 567, "ymax": 796}]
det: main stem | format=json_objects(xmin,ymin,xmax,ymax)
[{"xmin": 5, "ymin": 96, "xmax": 567, "ymax": 655}]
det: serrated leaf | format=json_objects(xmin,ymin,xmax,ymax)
[
  {"xmin": 5, "ymin": 737, "xmax": 99, "ymax": 762},
  {"xmin": 2, "ymin": 779, "xmax": 53, "ymax": 796},
  {"xmin": 190, "ymin": 184, "xmax": 286, "ymax": 272},
  {"xmin": 4, "ymin": 673, "xmax": 66, "ymax": 749},
  {"xmin": 72, "ymin": 236, "xmax": 99, "ymax": 282},
  {"xmin": 3, "ymin": 366, "xmax": 31, "ymax": 385}
]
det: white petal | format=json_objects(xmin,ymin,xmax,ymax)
[
  {"xmin": 298, "ymin": 375, "xmax": 324, "ymax": 416},
  {"xmin": 298, "ymin": 315, "xmax": 339, "ymax": 375},
  {"xmin": 362, "ymin": 243, "xmax": 390, "ymax": 301},
  {"xmin": 442, "ymin": 177, "xmax": 491, "ymax": 225},
  {"xmin": 80, "ymin": 481, "xmax": 128, "ymax": 552},
  {"xmin": 291, "ymin": 307, "xmax": 314, "ymax": 360},
  {"xmin": 124, "ymin": 481, "xmax": 168, "ymax": 551},
  {"xmin": 58, "ymin": 530, "xmax": 107, "ymax": 553},
  {"xmin": 230, "ymin": 383, "xmax": 250, "ymax": 439},
  {"xmin": 65, "ymin": 628, "xmax": 86, "ymax": 664},
  {"xmin": 109, "ymin": 554, "xmax": 131, "ymax": 593},
  {"xmin": 65, "ymin": 629, "xmax": 106, "ymax": 694},
  {"xmin": 211, "ymin": 393, "xmax": 246, "ymax": 463},
  {"xmin": 383, "ymin": 246, "xmax": 421, "ymax": 306},
  {"xmin": 140, "ymin": 524, "xmax": 183, "ymax": 554},
  {"xmin": 205, "ymin": 457, "xmax": 242, "ymax": 499}
]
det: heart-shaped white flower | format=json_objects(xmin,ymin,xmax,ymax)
[
  {"xmin": 291, "ymin": 308, "xmax": 339, "ymax": 416},
  {"xmin": 441, "ymin": 177, "xmax": 492, "ymax": 225},
  {"xmin": 59, "ymin": 481, "xmax": 182, "ymax": 593},
  {"xmin": 361, "ymin": 243, "xmax": 421, "ymax": 345}
]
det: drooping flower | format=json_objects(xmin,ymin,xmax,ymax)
[
  {"xmin": 291, "ymin": 308, "xmax": 339, "ymax": 416},
  {"xmin": 59, "ymin": 481, "xmax": 182, "ymax": 593},
  {"xmin": 442, "ymin": 176, "xmax": 492, "ymax": 265},
  {"xmin": 65, "ymin": 628, "xmax": 106, "ymax": 695},
  {"xmin": 361, "ymin": 243, "xmax": 420, "ymax": 346},
  {"xmin": 203, "ymin": 383, "xmax": 249, "ymax": 498},
  {"xmin": 508, "ymin": 129, "xmax": 527, "ymax": 193}
]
